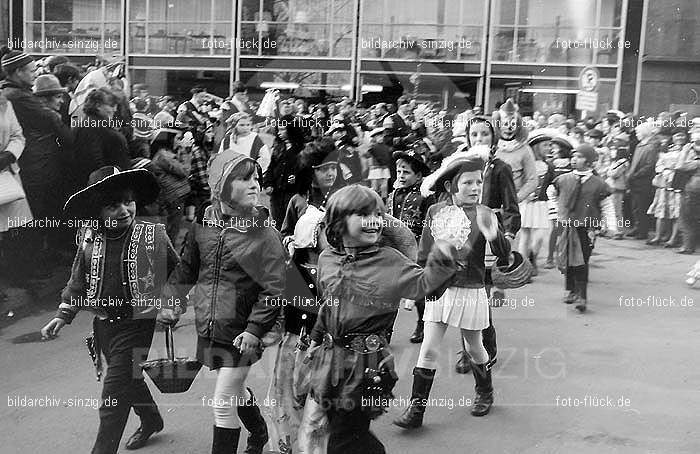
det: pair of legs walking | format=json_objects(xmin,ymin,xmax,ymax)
[
  {"xmin": 211, "ymin": 366, "xmax": 269, "ymax": 454},
  {"xmin": 563, "ymin": 227, "xmax": 593, "ymax": 312},
  {"xmin": 394, "ymin": 321, "xmax": 494, "ymax": 429},
  {"xmin": 91, "ymin": 318, "xmax": 162, "ymax": 454}
]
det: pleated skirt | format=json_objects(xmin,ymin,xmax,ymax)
[{"xmin": 423, "ymin": 286, "xmax": 490, "ymax": 330}]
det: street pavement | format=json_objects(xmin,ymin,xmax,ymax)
[{"xmin": 1, "ymin": 236, "xmax": 699, "ymax": 454}]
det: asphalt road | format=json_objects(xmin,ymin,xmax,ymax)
[{"xmin": 1, "ymin": 237, "xmax": 699, "ymax": 454}]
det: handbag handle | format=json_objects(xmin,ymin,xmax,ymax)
[{"xmin": 165, "ymin": 325, "xmax": 175, "ymax": 361}]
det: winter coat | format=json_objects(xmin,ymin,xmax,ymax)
[
  {"xmin": 73, "ymin": 114, "xmax": 131, "ymax": 186},
  {"xmin": 1, "ymin": 80, "xmax": 73, "ymax": 187},
  {"xmin": 163, "ymin": 207, "xmax": 285, "ymax": 342}
]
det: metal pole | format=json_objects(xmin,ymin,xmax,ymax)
[
  {"xmin": 352, "ymin": 0, "xmax": 361, "ymax": 102},
  {"xmin": 613, "ymin": 0, "xmax": 629, "ymax": 110},
  {"xmin": 633, "ymin": 0, "xmax": 648, "ymax": 115},
  {"xmin": 481, "ymin": 0, "xmax": 493, "ymax": 110}
]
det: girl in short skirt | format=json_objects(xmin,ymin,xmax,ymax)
[
  {"xmin": 519, "ymin": 142, "xmax": 554, "ymax": 275},
  {"xmin": 395, "ymin": 153, "xmax": 511, "ymax": 430},
  {"xmin": 163, "ymin": 152, "xmax": 286, "ymax": 454}
]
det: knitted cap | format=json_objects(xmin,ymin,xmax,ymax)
[{"xmin": 1, "ymin": 50, "xmax": 33, "ymax": 74}]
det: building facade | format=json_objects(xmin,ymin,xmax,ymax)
[{"xmin": 5, "ymin": 0, "xmax": 695, "ymax": 115}]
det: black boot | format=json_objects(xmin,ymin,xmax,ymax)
[
  {"xmin": 471, "ymin": 362, "xmax": 494, "ymax": 417},
  {"xmin": 455, "ymin": 349, "xmax": 471, "ymax": 374},
  {"xmin": 237, "ymin": 388, "xmax": 268, "ymax": 454},
  {"xmin": 393, "ymin": 367, "xmax": 435, "ymax": 429},
  {"xmin": 529, "ymin": 252, "xmax": 538, "ymax": 276},
  {"xmin": 212, "ymin": 426, "xmax": 241, "ymax": 454},
  {"xmin": 409, "ymin": 320, "xmax": 424, "ymax": 343}
]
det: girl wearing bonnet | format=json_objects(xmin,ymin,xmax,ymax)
[{"xmin": 163, "ymin": 151, "xmax": 285, "ymax": 454}]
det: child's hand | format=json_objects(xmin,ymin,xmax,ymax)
[
  {"xmin": 233, "ymin": 331, "xmax": 261, "ymax": 355},
  {"xmin": 476, "ymin": 205, "xmax": 498, "ymax": 241},
  {"xmin": 434, "ymin": 239, "xmax": 456, "ymax": 258},
  {"xmin": 41, "ymin": 318, "xmax": 66, "ymax": 340},
  {"xmin": 157, "ymin": 308, "xmax": 180, "ymax": 326},
  {"xmin": 303, "ymin": 344, "xmax": 320, "ymax": 364}
]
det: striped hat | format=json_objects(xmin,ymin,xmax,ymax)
[{"xmin": 1, "ymin": 50, "xmax": 33, "ymax": 74}]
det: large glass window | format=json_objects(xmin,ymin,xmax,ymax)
[
  {"xmin": 24, "ymin": 0, "xmax": 123, "ymax": 54},
  {"xmin": 360, "ymin": 0, "xmax": 486, "ymax": 61},
  {"xmin": 240, "ymin": 0, "xmax": 356, "ymax": 57},
  {"xmin": 491, "ymin": 0, "xmax": 625, "ymax": 64},
  {"xmin": 128, "ymin": 0, "xmax": 233, "ymax": 55}
]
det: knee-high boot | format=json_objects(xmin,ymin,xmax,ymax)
[
  {"xmin": 212, "ymin": 426, "xmax": 241, "ymax": 454},
  {"xmin": 236, "ymin": 387, "xmax": 269, "ymax": 454},
  {"xmin": 470, "ymin": 362, "xmax": 494, "ymax": 417},
  {"xmin": 393, "ymin": 367, "xmax": 435, "ymax": 429}
]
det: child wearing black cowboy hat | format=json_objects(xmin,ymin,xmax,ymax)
[{"xmin": 41, "ymin": 166, "xmax": 181, "ymax": 453}]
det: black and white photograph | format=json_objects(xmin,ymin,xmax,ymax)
[{"xmin": 0, "ymin": 0, "xmax": 699, "ymax": 453}]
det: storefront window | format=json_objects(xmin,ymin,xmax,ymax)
[
  {"xmin": 24, "ymin": 0, "xmax": 122, "ymax": 54},
  {"xmin": 129, "ymin": 0, "xmax": 233, "ymax": 55},
  {"xmin": 240, "ymin": 0, "xmax": 355, "ymax": 57},
  {"xmin": 491, "ymin": 0, "xmax": 623, "ymax": 65},
  {"xmin": 360, "ymin": 0, "xmax": 486, "ymax": 61}
]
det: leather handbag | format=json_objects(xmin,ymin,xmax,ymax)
[{"xmin": 0, "ymin": 169, "xmax": 25, "ymax": 205}]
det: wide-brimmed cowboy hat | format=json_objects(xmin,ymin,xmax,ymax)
[
  {"xmin": 63, "ymin": 166, "xmax": 160, "ymax": 218},
  {"xmin": 420, "ymin": 149, "xmax": 485, "ymax": 197}
]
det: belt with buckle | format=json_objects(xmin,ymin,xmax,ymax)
[
  {"xmin": 341, "ymin": 333, "xmax": 388, "ymax": 353},
  {"xmin": 321, "ymin": 333, "xmax": 335, "ymax": 349}
]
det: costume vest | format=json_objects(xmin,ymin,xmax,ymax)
[
  {"xmin": 387, "ymin": 182, "xmax": 425, "ymax": 239},
  {"xmin": 79, "ymin": 220, "xmax": 168, "ymax": 317}
]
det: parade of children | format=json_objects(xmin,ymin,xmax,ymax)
[{"xmin": 0, "ymin": 46, "xmax": 697, "ymax": 453}]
